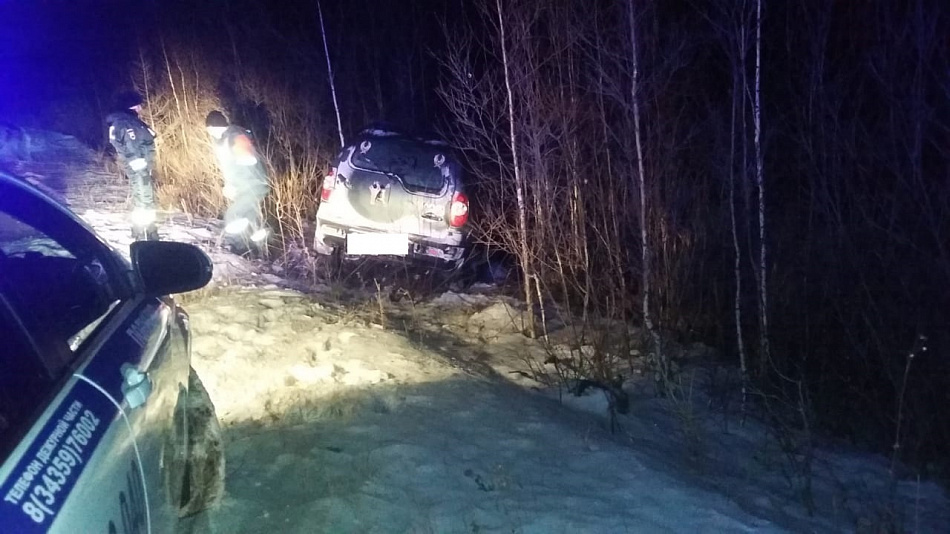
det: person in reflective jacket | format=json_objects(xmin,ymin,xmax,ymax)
[
  {"xmin": 205, "ymin": 110, "xmax": 271, "ymax": 254},
  {"xmin": 106, "ymin": 91, "xmax": 159, "ymax": 241}
]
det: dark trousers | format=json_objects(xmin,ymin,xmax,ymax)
[
  {"xmin": 123, "ymin": 164, "xmax": 158, "ymax": 240},
  {"xmin": 224, "ymin": 189, "xmax": 264, "ymax": 229},
  {"xmin": 128, "ymin": 168, "xmax": 156, "ymax": 210},
  {"xmin": 223, "ymin": 188, "xmax": 268, "ymax": 253}
]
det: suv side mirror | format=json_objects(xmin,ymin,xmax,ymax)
[{"xmin": 130, "ymin": 241, "xmax": 213, "ymax": 297}]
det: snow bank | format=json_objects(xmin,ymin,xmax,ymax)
[{"xmin": 467, "ymin": 301, "xmax": 526, "ymax": 336}]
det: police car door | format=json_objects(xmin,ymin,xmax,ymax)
[
  {"xmin": 77, "ymin": 297, "xmax": 185, "ymax": 533},
  {"xmin": 0, "ymin": 180, "xmax": 153, "ymax": 533},
  {"xmin": 0, "ymin": 320, "xmax": 149, "ymax": 534}
]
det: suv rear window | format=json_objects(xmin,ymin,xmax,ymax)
[{"xmin": 350, "ymin": 136, "xmax": 455, "ymax": 193}]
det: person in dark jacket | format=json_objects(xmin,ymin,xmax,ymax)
[
  {"xmin": 205, "ymin": 110, "xmax": 270, "ymax": 253},
  {"xmin": 106, "ymin": 91, "xmax": 159, "ymax": 240}
]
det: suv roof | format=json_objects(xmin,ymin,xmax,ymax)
[{"xmin": 356, "ymin": 124, "xmax": 451, "ymax": 148}]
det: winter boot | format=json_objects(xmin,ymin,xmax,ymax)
[
  {"xmin": 131, "ymin": 223, "xmax": 159, "ymax": 241},
  {"xmin": 145, "ymin": 223, "xmax": 160, "ymax": 241}
]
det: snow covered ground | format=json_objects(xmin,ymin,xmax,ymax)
[
  {"xmin": 172, "ymin": 287, "xmax": 949, "ymax": 534},
  {"xmin": 4, "ymin": 132, "xmax": 948, "ymax": 533},
  {"xmin": 177, "ymin": 288, "xmax": 774, "ymax": 533}
]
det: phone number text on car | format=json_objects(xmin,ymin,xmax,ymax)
[{"xmin": 2, "ymin": 400, "xmax": 101, "ymax": 525}]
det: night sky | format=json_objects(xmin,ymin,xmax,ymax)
[{"xmin": 1, "ymin": 0, "xmax": 458, "ymax": 141}]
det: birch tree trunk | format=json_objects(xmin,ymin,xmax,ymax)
[
  {"xmin": 754, "ymin": 0, "xmax": 771, "ymax": 373},
  {"xmin": 496, "ymin": 0, "xmax": 537, "ymax": 337},
  {"xmin": 730, "ymin": 50, "xmax": 748, "ymax": 413},
  {"xmin": 317, "ymin": 0, "xmax": 345, "ymax": 149},
  {"xmin": 626, "ymin": 0, "xmax": 664, "ymax": 370}
]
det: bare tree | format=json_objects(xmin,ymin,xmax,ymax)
[
  {"xmin": 495, "ymin": 0, "xmax": 537, "ymax": 337},
  {"xmin": 753, "ymin": 0, "xmax": 770, "ymax": 374},
  {"xmin": 317, "ymin": 0, "xmax": 345, "ymax": 149},
  {"xmin": 729, "ymin": 27, "xmax": 748, "ymax": 410},
  {"xmin": 626, "ymin": 0, "xmax": 665, "ymax": 374}
]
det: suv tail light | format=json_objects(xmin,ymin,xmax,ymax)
[
  {"xmin": 448, "ymin": 191, "xmax": 469, "ymax": 228},
  {"xmin": 321, "ymin": 168, "xmax": 336, "ymax": 202}
]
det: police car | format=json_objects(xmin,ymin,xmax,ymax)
[{"xmin": 0, "ymin": 171, "xmax": 221, "ymax": 532}]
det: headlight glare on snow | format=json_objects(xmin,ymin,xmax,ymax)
[
  {"xmin": 225, "ymin": 218, "xmax": 250, "ymax": 234},
  {"xmin": 250, "ymin": 228, "xmax": 268, "ymax": 242},
  {"xmin": 130, "ymin": 207, "xmax": 156, "ymax": 226}
]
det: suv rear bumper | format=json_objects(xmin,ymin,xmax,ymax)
[{"xmin": 314, "ymin": 220, "xmax": 466, "ymax": 266}]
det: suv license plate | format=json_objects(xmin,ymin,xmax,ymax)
[{"xmin": 347, "ymin": 232, "xmax": 409, "ymax": 255}]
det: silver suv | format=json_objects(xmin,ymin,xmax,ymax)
[{"xmin": 313, "ymin": 127, "xmax": 470, "ymax": 269}]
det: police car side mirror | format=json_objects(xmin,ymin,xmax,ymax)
[{"xmin": 130, "ymin": 241, "xmax": 213, "ymax": 297}]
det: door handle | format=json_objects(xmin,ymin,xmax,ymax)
[{"xmin": 120, "ymin": 363, "xmax": 152, "ymax": 409}]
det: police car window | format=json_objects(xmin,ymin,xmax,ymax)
[
  {"xmin": 0, "ymin": 211, "xmax": 74, "ymax": 259},
  {"xmin": 0, "ymin": 295, "xmax": 53, "ymax": 459},
  {"xmin": 0, "ymin": 196, "xmax": 122, "ymax": 357}
]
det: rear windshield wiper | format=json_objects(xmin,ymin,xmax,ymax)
[{"xmin": 384, "ymin": 170, "xmax": 407, "ymax": 184}]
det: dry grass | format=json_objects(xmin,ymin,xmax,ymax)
[
  {"xmin": 134, "ymin": 48, "xmax": 226, "ymax": 217},
  {"xmin": 132, "ymin": 39, "xmax": 332, "ymax": 248}
]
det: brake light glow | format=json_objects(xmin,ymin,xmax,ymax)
[
  {"xmin": 321, "ymin": 168, "xmax": 336, "ymax": 202},
  {"xmin": 448, "ymin": 191, "xmax": 469, "ymax": 228}
]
